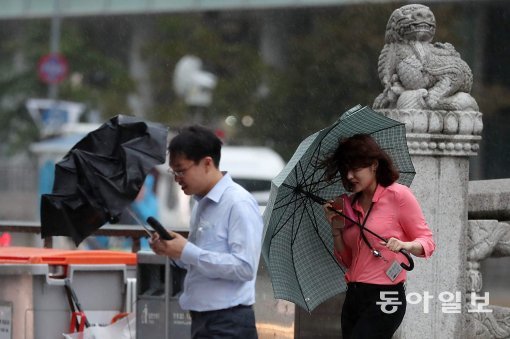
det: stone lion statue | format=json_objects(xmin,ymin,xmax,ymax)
[{"xmin": 373, "ymin": 4, "xmax": 479, "ymax": 111}]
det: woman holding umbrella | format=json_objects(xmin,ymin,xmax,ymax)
[{"xmin": 322, "ymin": 133, "xmax": 435, "ymax": 339}]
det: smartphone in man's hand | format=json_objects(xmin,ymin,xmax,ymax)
[{"xmin": 147, "ymin": 217, "xmax": 174, "ymax": 240}]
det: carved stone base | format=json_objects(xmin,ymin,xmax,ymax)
[
  {"xmin": 466, "ymin": 306, "xmax": 510, "ymax": 339},
  {"xmin": 377, "ymin": 109, "xmax": 483, "ymax": 134},
  {"xmin": 467, "ymin": 220, "xmax": 510, "ymax": 338},
  {"xmin": 375, "ymin": 108, "xmax": 483, "ymax": 156},
  {"xmin": 406, "ymin": 133, "xmax": 481, "ymax": 156}
]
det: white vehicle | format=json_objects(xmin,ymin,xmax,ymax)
[{"xmin": 155, "ymin": 146, "xmax": 286, "ymax": 230}]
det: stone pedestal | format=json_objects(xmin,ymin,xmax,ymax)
[{"xmin": 378, "ymin": 108, "xmax": 482, "ymax": 338}]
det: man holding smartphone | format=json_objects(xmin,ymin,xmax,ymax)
[{"xmin": 149, "ymin": 125, "xmax": 263, "ymax": 339}]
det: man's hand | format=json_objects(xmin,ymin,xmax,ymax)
[{"xmin": 149, "ymin": 231, "xmax": 188, "ymax": 259}]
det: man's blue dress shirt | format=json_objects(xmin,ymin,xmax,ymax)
[{"xmin": 178, "ymin": 173, "xmax": 263, "ymax": 312}]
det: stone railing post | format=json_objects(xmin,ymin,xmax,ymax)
[
  {"xmin": 373, "ymin": 4, "xmax": 482, "ymax": 338},
  {"xmin": 377, "ymin": 109, "xmax": 482, "ymax": 339}
]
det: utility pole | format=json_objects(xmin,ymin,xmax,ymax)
[{"xmin": 48, "ymin": 0, "xmax": 61, "ymax": 100}]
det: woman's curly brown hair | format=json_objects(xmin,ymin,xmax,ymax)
[{"xmin": 321, "ymin": 134, "xmax": 399, "ymax": 189}]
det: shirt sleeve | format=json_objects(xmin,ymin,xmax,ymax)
[
  {"xmin": 171, "ymin": 258, "xmax": 187, "ymax": 270},
  {"xmin": 397, "ymin": 186, "xmax": 436, "ymax": 258},
  {"xmin": 180, "ymin": 199, "xmax": 263, "ymax": 282}
]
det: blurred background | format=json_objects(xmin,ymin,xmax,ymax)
[{"xmin": 0, "ymin": 0, "xmax": 509, "ymax": 309}]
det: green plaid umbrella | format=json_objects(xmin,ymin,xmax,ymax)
[{"xmin": 262, "ymin": 105, "xmax": 416, "ymax": 312}]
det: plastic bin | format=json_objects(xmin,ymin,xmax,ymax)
[
  {"xmin": 0, "ymin": 247, "xmax": 136, "ymax": 339},
  {"xmin": 136, "ymin": 251, "xmax": 189, "ymax": 339}
]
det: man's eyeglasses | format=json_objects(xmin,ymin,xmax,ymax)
[{"xmin": 168, "ymin": 163, "xmax": 195, "ymax": 177}]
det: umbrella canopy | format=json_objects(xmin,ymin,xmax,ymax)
[
  {"xmin": 41, "ymin": 115, "xmax": 168, "ymax": 246},
  {"xmin": 262, "ymin": 105, "xmax": 415, "ymax": 312}
]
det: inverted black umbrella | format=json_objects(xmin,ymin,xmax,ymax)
[
  {"xmin": 41, "ymin": 115, "xmax": 168, "ymax": 246},
  {"xmin": 262, "ymin": 105, "xmax": 415, "ymax": 312}
]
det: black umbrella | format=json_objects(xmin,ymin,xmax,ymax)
[{"xmin": 41, "ymin": 115, "xmax": 168, "ymax": 246}]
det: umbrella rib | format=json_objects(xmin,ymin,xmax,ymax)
[
  {"xmin": 299, "ymin": 139, "xmax": 325, "ymax": 187},
  {"xmin": 278, "ymin": 192, "xmax": 309, "ymax": 211},
  {"xmin": 272, "ymin": 183, "xmax": 310, "ymax": 212},
  {"xmin": 289, "ymin": 198, "xmax": 315, "ymax": 312},
  {"xmin": 266, "ymin": 192, "xmax": 309, "ymax": 311},
  {"xmin": 287, "ymin": 198, "xmax": 345, "ymax": 311},
  {"xmin": 295, "ymin": 159, "xmax": 327, "ymax": 199},
  {"xmin": 301, "ymin": 168, "xmax": 343, "ymax": 201},
  {"xmin": 295, "ymin": 160, "xmax": 309, "ymax": 189},
  {"xmin": 291, "ymin": 131, "xmax": 329, "ymax": 192},
  {"xmin": 302, "ymin": 201, "xmax": 346, "ymax": 274},
  {"xmin": 299, "ymin": 137, "xmax": 337, "ymax": 195},
  {"xmin": 280, "ymin": 200, "xmax": 305, "ymax": 242},
  {"xmin": 290, "ymin": 197, "xmax": 310, "ymax": 246},
  {"xmin": 272, "ymin": 157, "xmax": 316, "ymax": 212},
  {"xmin": 272, "ymin": 193, "xmax": 308, "ymax": 238},
  {"xmin": 310, "ymin": 177, "xmax": 343, "ymax": 199}
]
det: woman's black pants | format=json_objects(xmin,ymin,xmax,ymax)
[{"xmin": 341, "ymin": 282, "xmax": 406, "ymax": 339}]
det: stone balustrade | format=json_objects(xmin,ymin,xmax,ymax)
[{"xmin": 466, "ymin": 179, "xmax": 510, "ymax": 338}]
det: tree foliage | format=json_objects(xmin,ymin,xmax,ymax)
[
  {"xmin": 250, "ymin": 6, "xmax": 394, "ymax": 158},
  {"xmin": 145, "ymin": 13, "xmax": 267, "ymax": 134},
  {"xmin": 0, "ymin": 3, "xmax": 502, "ymax": 162},
  {"xmin": 0, "ymin": 17, "xmax": 134, "ymax": 155},
  {"xmin": 143, "ymin": 6, "xmax": 395, "ymax": 158}
]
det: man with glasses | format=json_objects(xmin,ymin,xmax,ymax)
[{"xmin": 150, "ymin": 125, "xmax": 263, "ymax": 339}]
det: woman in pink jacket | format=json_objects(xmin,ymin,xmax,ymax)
[{"xmin": 322, "ymin": 134, "xmax": 435, "ymax": 339}]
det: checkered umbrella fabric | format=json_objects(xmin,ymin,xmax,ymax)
[{"xmin": 262, "ymin": 105, "xmax": 415, "ymax": 312}]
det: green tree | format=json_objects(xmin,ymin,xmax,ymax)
[
  {"xmin": 0, "ymin": 3, "xmax": 501, "ymax": 163},
  {"xmin": 0, "ymin": 17, "xmax": 135, "ymax": 156},
  {"xmin": 0, "ymin": 20, "xmax": 48, "ymax": 156},
  {"xmin": 145, "ymin": 13, "xmax": 266, "ymax": 135},
  {"xmin": 249, "ymin": 6, "xmax": 394, "ymax": 159}
]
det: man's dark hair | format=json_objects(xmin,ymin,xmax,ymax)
[
  {"xmin": 168, "ymin": 125, "xmax": 223, "ymax": 167},
  {"xmin": 321, "ymin": 133, "xmax": 399, "ymax": 188}
]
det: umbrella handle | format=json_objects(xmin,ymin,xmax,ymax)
[{"xmin": 399, "ymin": 249, "xmax": 414, "ymax": 271}]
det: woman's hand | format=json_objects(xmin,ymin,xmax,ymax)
[
  {"xmin": 380, "ymin": 238, "xmax": 424, "ymax": 256},
  {"xmin": 324, "ymin": 197, "xmax": 347, "ymax": 252},
  {"xmin": 323, "ymin": 196, "xmax": 345, "ymax": 236}
]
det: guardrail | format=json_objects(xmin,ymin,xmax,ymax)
[{"xmin": 0, "ymin": 220, "xmax": 188, "ymax": 252}]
